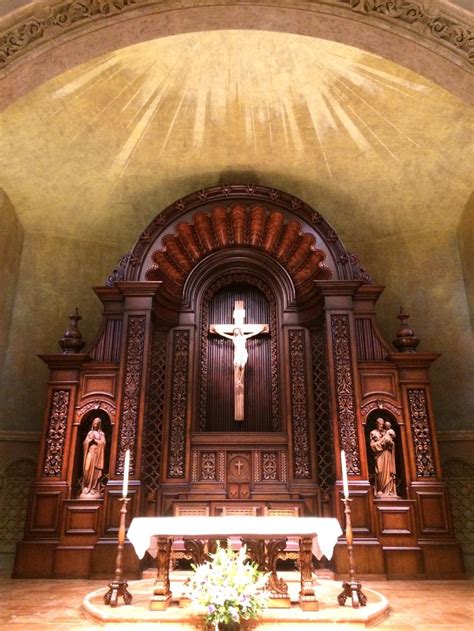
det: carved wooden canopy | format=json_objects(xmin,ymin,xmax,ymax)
[{"xmin": 107, "ymin": 185, "xmax": 371, "ymax": 304}]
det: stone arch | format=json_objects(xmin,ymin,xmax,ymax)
[{"xmin": 0, "ymin": 1, "xmax": 472, "ymax": 111}]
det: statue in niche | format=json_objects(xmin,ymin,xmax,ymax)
[
  {"xmin": 370, "ymin": 417, "xmax": 398, "ymax": 497},
  {"xmin": 80, "ymin": 417, "xmax": 106, "ymax": 498}
]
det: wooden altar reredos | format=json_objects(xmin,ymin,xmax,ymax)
[{"xmin": 14, "ymin": 185, "xmax": 464, "ymax": 579}]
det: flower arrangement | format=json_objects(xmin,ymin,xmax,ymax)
[{"xmin": 185, "ymin": 542, "xmax": 268, "ymax": 630}]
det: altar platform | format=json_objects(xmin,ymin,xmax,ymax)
[{"xmin": 83, "ymin": 571, "xmax": 389, "ymax": 628}]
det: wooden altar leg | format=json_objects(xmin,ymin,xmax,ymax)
[
  {"xmin": 243, "ymin": 538, "xmax": 290, "ymax": 608},
  {"xmin": 298, "ymin": 537, "xmax": 319, "ymax": 611},
  {"xmin": 150, "ymin": 537, "xmax": 172, "ymax": 610}
]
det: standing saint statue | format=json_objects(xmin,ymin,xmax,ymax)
[
  {"xmin": 369, "ymin": 417, "xmax": 398, "ymax": 497},
  {"xmin": 80, "ymin": 417, "xmax": 106, "ymax": 497},
  {"xmin": 210, "ymin": 300, "xmax": 269, "ymax": 421}
]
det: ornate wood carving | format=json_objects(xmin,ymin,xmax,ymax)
[
  {"xmin": 262, "ymin": 452, "xmax": 278, "ymax": 481},
  {"xmin": 116, "ymin": 315, "xmax": 146, "ymax": 476},
  {"xmin": 142, "ymin": 329, "xmax": 167, "ymax": 493},
  {"xmin": 407, "ymin": 388, "xmax": 436, "ymax": 478},
  {"xmin": 244, "ymin": 538, "xmax": 289, "ymax": 600},
  {"xmin": 43, "ymin": 389, "xmax": 70, "ymax": 477},
  {"xmin": 360, "ymin": 399, "xmax": 401, "ymax": 418},
  {"xmin": 200, "ymin": 275, "xmax": 279, "ymax": 432},
  {"xmin": 146, "ymin": 205, "xmax": 331, "ymax": 298},
  {"xmin": 288, "ymin": 329, "xmax": 312, "ymax": 480},
  {"xmin": 311, "ymin": 329, "xmax": 335, "ymax": 493},
  {"xmin": 167, "ymin": 330, "xmax": 190, "ymax": 478},
  {"xmin": 76, "ymin": 399, "xmax": 116, "ymax": 421},
  {"xmin": 201, "ymin": 452, "xmax": 217, "ymax": 481},
  {"xmin": 330, "ymin": 315, "xmax": 361, "ymax": 475}
]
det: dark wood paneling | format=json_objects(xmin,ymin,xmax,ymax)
[
  {"xmin": 30, "ymin": 491, "xmax": 62, "ymax": 533},
  {"xmin": 53, "ymin": 546, "xmax": 92, "ymax": 578},
  {"xmin": 206, "ymin": 282, "xmax": 274, "ymax": 432},
  {"xmin": 103, "ymin": 490, "xmax": 136, "ymax": 536},
  {"xmin": 416, "ymin": 491, "xmax": 449, "ymax": 534},
  {"xmin": 63, "ymin": 503, "xmax": 101, "ymax": 535},
  {"xmin": 383, "ymin": 547, "xmax": 424, "ymax": 578},
  {"xmin": 420, "ymin": 542, "xmax": 465, "ymax": 577},
  {"xmin": 13, "ymin": 541, "xmax": 56, "ymax": 578}
]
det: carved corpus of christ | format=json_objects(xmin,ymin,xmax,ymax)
[{"xmin": 210, "ymin": 300, "xmax": 269, "ymax": 421}]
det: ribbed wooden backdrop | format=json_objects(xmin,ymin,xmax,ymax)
[{"xmin": 205, "ymin": 283, "xmax": 274, "ymax": 432}]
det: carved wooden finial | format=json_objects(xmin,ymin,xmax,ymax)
[
  {"xmin": 392, "ymin": 306, "xmax": 420, "ymax": 353},
  {"xmin": 59, "ymin": 308, "xmax": 86, "ymax": 354}
]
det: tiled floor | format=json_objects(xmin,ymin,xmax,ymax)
[{"xmin": 1, "ymin": 572, "xmax": 473, "ymax": 630}]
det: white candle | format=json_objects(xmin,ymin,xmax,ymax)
[
  {"xmin": 341, "ymin": 450, "xmax": 349, "ymax": 499},
  {"xmin": 122, "ymin": 449, "xmax": 130, "ymax": 498}
]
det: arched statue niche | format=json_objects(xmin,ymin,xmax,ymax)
[
  {"xmin": 76, "ymin": 411, "xmax": 111, "ymax": 499},
  {"xmin": 200, "ymin": 277, "xmax": 278, "ymax": 433},
  {"xmin": 365, "ymin": 410, "xmax": 405, "ymax": 499}
]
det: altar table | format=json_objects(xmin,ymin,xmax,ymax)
[{"xmin": 127, "ymin": 516, "xmax": 342, "ymax": 611}]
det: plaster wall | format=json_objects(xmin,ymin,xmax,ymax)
[
  {"xmin": 458, "ymin": 193, "xmax": 474, "ymax": 333},
  {"xmin": 0, "ymin": 189, "xmax": 24, "ymax": 377}
]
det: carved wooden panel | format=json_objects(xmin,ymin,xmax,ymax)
[
  {"xmin": 143, "ymin": 329, "xmax": 168, "ymax": 493},
  {"xmin": 311, "ymin": 329, "xmax": 335, "ymax": 493},
  {"xmin": 89, "ymin": 318, "xmax": 122, "ymax": 362},
  {"xmin": 200, "ymin": 276, "xmax": 279, "ymax": 432},
  {"xmin": 81, "ymin": 374, "xmax": 116, "ymax": 397},
  {"xmin": 416, "ymin": 491, "xmax": 449, "ymax": 534},
  {"xmin": 288, "ymin": 329, "xmax": 312, "ymax": 480},
  {"xmin": 30, "ymin": 491, "xmax": 62, "ymax": 533},
  {"xmin": 407, "ymin": 388, "xmax": 436, "ymax": 478},
  {"xmin": 63, "ymin": 504, "xmax": 101, "ymax": 535},
  {"xmin": 43, "ymin": 389, "xmax": 70, "ymax": 477},
  {"xmin": 330, "ymin": 315, "xmax": 361, "ymax": 475},
  {"xmin": 253, "ymin": 450, "xmax": 287, "ymax": 482},
  {"xmin": 116, "ymin": 315, "xmax": 146, "ymax": 476},
  {"xmin": 360, "ymin": 371, "xmax": 396, "ymax": 399},
  {"xmin": 167, "ymin": 330, "xmax": 190, "ymax": 478},
  {"xmin": 355, "ymin": 318, "xmax": 387, "ymax": 361}
]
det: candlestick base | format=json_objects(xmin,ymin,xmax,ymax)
[
  {"xmin": 104, "ymin": 579, "xmax": 133, "ymax": 607},
  {"xmin": 337, "ymin": 580, "xmax": 367, "ymax": 608}
]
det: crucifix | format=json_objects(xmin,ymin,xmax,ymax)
[{"xmin": 210, "ymin": 300, "xmax": 269, "ymax": 421}]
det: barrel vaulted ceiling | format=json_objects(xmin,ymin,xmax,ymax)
[
  {"xmin": 0, "ymin": 32, "xmax": 472, "ymax": 248},
  {"xmin": 0, "ymin": 29, "xmax": 473, "ymax": 431}
]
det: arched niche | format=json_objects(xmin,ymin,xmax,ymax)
[
  {"xmin": 75, "ymin": 410, "xmax": 112, "ymax": 499},
  {"xmin": 365, "ymin": 409, "xmax": 406, "ymax": 499}
]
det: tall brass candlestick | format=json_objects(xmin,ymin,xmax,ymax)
[
  {"xmin": 104, "ymin": 497, "xmax": 133, "ymax": 606},
  {"xmin": 337, "ymin": 497, "xmax": 367, "ymax": 608}
]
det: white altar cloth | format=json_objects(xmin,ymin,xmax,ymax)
[{"xmin": 127, "ymin": 516, "xmax": 342, "ymax": 561}]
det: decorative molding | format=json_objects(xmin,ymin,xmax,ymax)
[
  {"xmin": 142, "ymin": 328, "xmax": 167, "ymax": 493},
  {"xmin": 0, "ymin": 1, "xmax": 471, "ymax": 76},
  {"xmin": 407, "ymin": 388, "xmax": 436, "ymax": 478},
  {"xmin": 361, "ymin": 399, "xmax": 402, "ymax": 418},
  {"xmin": 42, "ymin": 389, "xmax": 70, "ymax": 477},
  {"xmin": 340, "ymin": 1, "xmax": 473, "ymax": 63},
  {"xmin": 330, "ymin": 314, "xmax": 361, "ymax": 475},
  {"xmin": 167, "ymin": 330, "xmax": 190, "ymax": 478},
  {"xmin": 437, "ymin": 429, "xmax": 474, "ymax": 443},
  {"xmin": 288, "ymin": 329, "xmax": 312, "ymax": 479},
  {"xmin": 76, "ymin": 398, "xmax": 116, "ymax": 421},
  {"xmin": 116, "ymin": 315, "xmax": 146, "ymax": 476},
  {"xmin": 0, "ymin": 430, "xmax": 41, "ymax": 442}
]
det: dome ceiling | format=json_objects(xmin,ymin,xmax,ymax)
[{"xmin": 0, "ymin": 30, "xmax": 472, "ymax": 251}]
